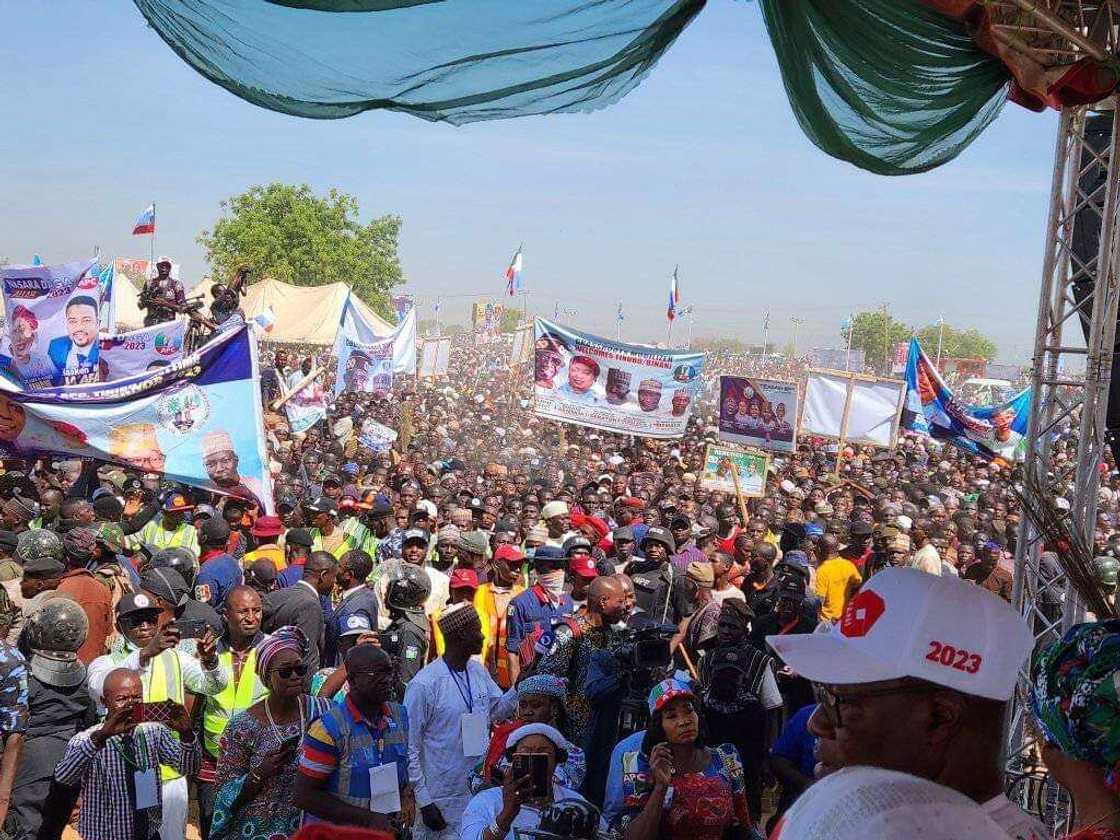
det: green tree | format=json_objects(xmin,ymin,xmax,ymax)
[
  {"xmin": 842, "ymin": 309, "xmax": 911, "ymax": 372},
  {"xmin": 915, "ymin": 323, "xmax": 998, "ymax": 361},
  {"xmin": 499, "ymin": 307, "xmax": 522, "ymax": 333},
  {"xmin": 198, "ymin": 183, "xmax": 402, "ymax": 317}
]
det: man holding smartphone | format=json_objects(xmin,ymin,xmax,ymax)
[{"xmin": 86, "ymin": 593, "xmax": 228, "ymax": 840}]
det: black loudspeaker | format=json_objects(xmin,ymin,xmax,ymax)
[{"xmin": 1069, "ymin": 113, "xmax": 1120, "ymax": 464}]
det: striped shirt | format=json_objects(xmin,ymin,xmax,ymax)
[
  {"xmin": 55, "ymin": 723, "xmax": 200, "ymax": 840},
  {"xmin": 298, "ymin": 697, "xmax": 409, "ymax": 819}
]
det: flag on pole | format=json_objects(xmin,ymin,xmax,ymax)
[
  {"xmin": 505, "ymin": 246, "xmax": 523, "ymax": 296},
  {"xmin": 132, "ymin": 205, "xmax": 155, "ymax": 235},
  {"xmin": 617, "ymin": 302, "xmax": 624, "ymax": 322},
  {"xmin": 252, "ymin": 306, "xmax": 277, "ymax": 333},
  {"xmin": 667, "ymin": 265, "xmax": 680, "ymax": 322}
]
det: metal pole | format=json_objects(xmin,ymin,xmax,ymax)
[
  {"xmin": 762, "ymin": 311, "xmax": 770, "ymax": 355},
  {"xmin": 617, "ymin": 300, "xmax": 622, "ymax": 341},
  {"xmin": 790, "ymin": 317, "xmax": 803, "ymax": 358},
  {"xmin": 845, "ymin": 315, "xmax": 853, "ymax": 371},
  {"xmin": 150, "ymin": 201, "xmax": 156, "ymax": 269},
  {"xmin": 935, "ymin": 316, "xmax": 945, "ymax": 369},
  {"xmin": 434, "ymin": 299, "xmax": 442, "ymax": 337},
  {"xmin": 687, "ymin": 307, "xmax": 694, "ymax": 350}
]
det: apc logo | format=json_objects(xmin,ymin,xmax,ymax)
[
  {"xmin": 153, "ymin": 332, "xmax": 183, "ymax": 356},
  {"xmin": 840, "ymin": 590, "xmax": 886, "ymax": 638}
]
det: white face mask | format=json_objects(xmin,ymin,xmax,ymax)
[{"xmin": 539, "ymin": 569, "xmax": 566, "ymax": 597}]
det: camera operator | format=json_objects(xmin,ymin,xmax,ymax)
[{"xmin": 536, "ymin": 576, "xmax": 628, "ymax": 749}]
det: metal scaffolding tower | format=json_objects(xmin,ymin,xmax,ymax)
[{"xmin": 1006, "ymin": 102, "xmax": 1120, "ymax": 829}]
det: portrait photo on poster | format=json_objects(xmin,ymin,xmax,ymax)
[{"xmin": 718, "ymin": 375, "xmax": 798, "ymax": 453}]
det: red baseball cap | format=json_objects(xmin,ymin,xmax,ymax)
[
  {"xmin": 449, "ymin": 568, "xmax": 480, "ymax": 590},
  {"xmin": 493, "ymin": 544, "xmax": 524, "ymax": 564},
  {"xmin": 569, "ymin": 555, "xmax": 599, "ymax": 579}
]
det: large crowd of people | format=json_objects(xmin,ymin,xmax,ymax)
[{"xmin": 0, "ymin": 323, "xmax": 1116, "ymax": 840}]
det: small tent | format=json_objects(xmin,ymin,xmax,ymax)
[{"xmin": 191, "ymin": 277, "xmax": 395, "ymax": 344}]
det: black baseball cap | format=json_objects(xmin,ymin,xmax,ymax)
[{"xmin": 286, "ymin": 528, "xmax": 314, "ymax": 548}]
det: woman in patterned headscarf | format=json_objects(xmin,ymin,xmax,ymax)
[
  {"xmin": 211, "ymin": 626, "xmax": 333, "ymax": 840},
  {"xmin": 1030, "ymin": 620, "xmax": 1120, "ymax": 839}
]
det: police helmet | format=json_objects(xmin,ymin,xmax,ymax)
[
  {"xmin": 16, "ymin": 529, "xmax": 62, "ymax": 565},
  {"xmin": 386, "ymin": 565, "xmax": 432, "ymax": 611},
  {"xmin": 1094, "ymin": 555, "xmax": 1120, "ymax": 588},
  {"xmin": 640, "ymin": 526, "xmax": 676, "ymax": 555},
  {"xmin": 561, "ymin": 535, "xmax": 592, "ymax": 556},
  {"xmin": 151, "ymin": 547, "xmax": 199, "ymax": 586},
  {"xmin": 516, "ymin": 800, "xmax": 603, "ymax": 839},
  {"xmin": 27, "ymin": 597, "xmax": 89, "ymax": 688}
]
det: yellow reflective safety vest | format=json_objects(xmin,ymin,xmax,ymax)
[
  {"xmin": 146, "ymin": 650, "xmax": 185, "ymax": 782},
  {"xmin": 202, "ymin": 649, "xmax": 269, "ymax": 758}
]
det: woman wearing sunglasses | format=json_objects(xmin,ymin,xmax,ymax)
[{"xmin": 210, "ymin": 626, "xmax": 331, "ymax": 840}]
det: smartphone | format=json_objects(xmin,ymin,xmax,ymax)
[
  {"xmin": 173, "ymin": 619, "xmax": 209, "ymax": 640},
  {"xmin": 512, "ymin": 753, "xmax": 550, "ymax": 799},
  {"xmin": 130, "ymin": 700, "xmax": 177, "ymax": 725}
]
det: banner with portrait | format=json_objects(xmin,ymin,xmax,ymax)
[
  {"xmin": 718, "ymin": 375, "xmax": 798, "ymax": 453},
  {"xmin": 358, "ymin": 418, "xmax": 398, "ymax": 453},
  {"xmin": 902, "ymin": 338, "xmax": 1030, "ymax": 463},
  {"xmin": 0, "ymin": 326, "xmax": 272, "ymax": 510},
  {"xmin": 800, "ymin": 369, "xmax": 906, "ymax": 448},
  {"xmin": 700, "ymin": 443, "xmax": 768, "ymax": 497},
  {"xmin": 98, "ymin": 321, "xmax": 187, "ymax": 383},
  {"xmin": 333, "ymin": 296, "xmax": 416, "ymax": 394},
  {"xmin": 1, "ymin": 258, "xmax": 111, "ymax": 389},
  {"xmin": 283, "ymin": 368, "xmax": 328, "ymax": 435},
  {"xmin": 532, "ymin": 318, "xmax": 705, "ymax": 438}
]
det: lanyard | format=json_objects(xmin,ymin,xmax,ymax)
[{"xmin": 446, "ymin": 661, "xmax": 473, "ymax": 713}]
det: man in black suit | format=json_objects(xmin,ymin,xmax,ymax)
[{"xmin": 262, "ymin": 550, "xmax": 337, "ymax": 673}]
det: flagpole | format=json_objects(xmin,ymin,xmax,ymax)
[
  {"xmin": 617, "ymin": 300, "xmax": 622, "ymax": 341},
  {"xmin": 845, "ymin": 314, "xmax": 853, "ymax": 372},
  {"xmin": 150, "ymin": 201, "xmax": 156, "ymax": 268},
  {"xmin": 666, "ymin": 317, "xmax": 673, "ymax": 348},
  {"xmin": 935, "ymin": 315, "xmax": 945, "ymax": 370}
]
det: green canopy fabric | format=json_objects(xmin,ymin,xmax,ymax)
[
  {"xmin": 757, "ymin": 0, "xmax": 1011, "ymax": 175},
  {"xmin": 134, "ymin": 0, "xmax": 1013, "ymax": 175}
]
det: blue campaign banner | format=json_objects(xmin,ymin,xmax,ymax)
[
  {"xmin": 0, "ymin": 326, "xmax": 273, "ymax": 510},
  {"xmin": 98, "ymin": 321, "xmax": 186, "ymax": 382},
  {"xmin": 1, "ymin": 258, "xmax": 108, "ymax": 389},
  {"xmin": 533, "ymin": 318, "xmax": 705, "ymax": 438},
  {"xmin": 902, "ymin": 338, "xmax": 1030, "ymax": 463}
]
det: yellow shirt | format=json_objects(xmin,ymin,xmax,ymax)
[
  {"xmin": 814, "ymin": 557, "xmax": 862, "ymax": 621},
  {"xmin": 243, "ymin": 544, "xmax": 285, "ymax": 571}
]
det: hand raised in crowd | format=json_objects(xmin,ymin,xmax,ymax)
[
  {"xmin": 166, "ymin": 702, "xmax": 194, "ymax": 739},
  {"xmin": 92, "ymin": 703, "xmax": 138, "ymax": 748},
  {"xmin": 497, "ymin": 770, "xmax": 536, "ymax": 829},
  {"xmin": 195, "ymin": 628, "xmax": 219, "ymax": 669},
  {"xmin": 139, "ymin": 624, "xmax": 181, "ymax": 666},
  {"xmin": 649, "ymin": 742, "xmax": 676, "ymax": 789}
]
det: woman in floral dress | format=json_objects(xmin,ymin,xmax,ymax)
[{"xmin": 211, "ymin": 627, "xmax": 332, "ymax": 840}]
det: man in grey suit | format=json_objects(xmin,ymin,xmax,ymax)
[{"xmin": 262, "ymin": 550, "xmax": 337, "ymax": 673}]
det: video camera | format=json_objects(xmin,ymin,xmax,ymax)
[{"xmin": 613, "ymin": 622, "xmax": 677, "ymax": 738}]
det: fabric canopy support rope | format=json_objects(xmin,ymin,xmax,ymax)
[
  {"xmin": 132, "ymin": 0, "xmax": 706, "ymax": 123},
  {"xmin": 756, "ymin": 0, "xmax": 1012, "ymax": 176},
  {"xmin": 135, "ymin": 0, "xmax": 1013, "ymax": 175}
]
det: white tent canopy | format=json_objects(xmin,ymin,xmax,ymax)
[{"xmin": 186, "ymin": 277, "xmax": 395, "ymax": 344}]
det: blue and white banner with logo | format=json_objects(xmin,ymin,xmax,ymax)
[
  {"xmin": 283, "ymin": 368, "xmax": 328, "ymax": 435},
  {"xmin": 98, "ymin": 321, "xmax": 186, "ymax": 382},
  {"xmin": 0, "ymin": 258, "xmax": 113, "ymax": 389},
  {"xmin": 333, "ymin": 296, "xmax": 417, "ymax": 397},
  {"xmin": 902, "ymin": 337, "xmax": 1030, "ymax": 463},
  {"xmin": 533, "ymin": 318, "xmax": 705, "ymax": 438},
  {"xmin": 0, "ymin": 326, "xmax": 273, "ymax": 510}
]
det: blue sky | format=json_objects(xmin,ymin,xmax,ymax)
[{"xmin": 0, "ymin": 2, "xmax": 1056, "ymax": 362}]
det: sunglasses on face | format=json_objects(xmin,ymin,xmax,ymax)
[{"xmin": 272, "ymin": 664, "xmax": 309, "ymax": 679}]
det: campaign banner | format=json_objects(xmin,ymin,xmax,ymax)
[
  {"xmin": 390, "ymin": 294, "xmax": 414, "ymax": 324},
  {"xmin": 1, "ymin": 258, "xmax": 110, "ymax": 389},
  {"xmin": 283, "ymin": 368, "xmax": 328, "ymax": 435},
  {"xmin": 800, "ymin": 370, "xmax": 905, "ymax": 448},
  {"xmin": 0, "ymin": 326, "xmax": 272, "ymax": 510},
  {"xmin": 718, "ymin": 375, "xmax": 798, "ymax": 453},
  {"xmin": 700, "ymin": 443, "xmax": 768, "ymax": 497},
  {"xmin": 358, "ymin": 418, "xmax": 398, "ymax": 453},
  {"xmin": 418, "ymin": 337, "xmax": 450, "ymax": 378},
  {"xmin": 98, "ymin": 321, "xmax": 186, "ymax": 382},
  {"xmin": 333, "ymin": 297, "xmax": 418, "ymax": 398},
  {"xmin": 902, "ymin": 338, "xmax": 1029, "ymax": 463},
  {"xmin": 532, "ymin": 318, "xmax": 704, "ymax": 438},
  {"xmin": 510, "ymin": 325, "xmax": 533, "ymax": 366},
  {"xmin": 812, "ymin": 347, "xmax": 864, "ymax": 371}
]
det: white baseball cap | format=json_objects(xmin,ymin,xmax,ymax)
[
  {"xmin": 771, "ymin": 766, "xmax": 1009, "ymax": 840},
  {"xmin": 766, "ymin": 567, "xmax": 1032, "ymax": 700}
]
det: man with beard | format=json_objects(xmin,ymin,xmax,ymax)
[
  {"xmin": 541, "ymin": 501, "xmax": 576, "ymax": 550},
  {"xmin": 201, "ymin": 430, "xmax": 264, "ymax": 507},
  {"xmin": 140, "ymin": 257, "xmax": 186, "ymax": 327},
  {"xmin": 195, "ymin": 586, "xmax": 268, "ymax": 839},
  {"xmin": 48, "ymin": 296, "xmax": 100, "ymax": 385},
  {"xmin": 610, "ymin": 525, "xmax": 637, "ymax": 573}
]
